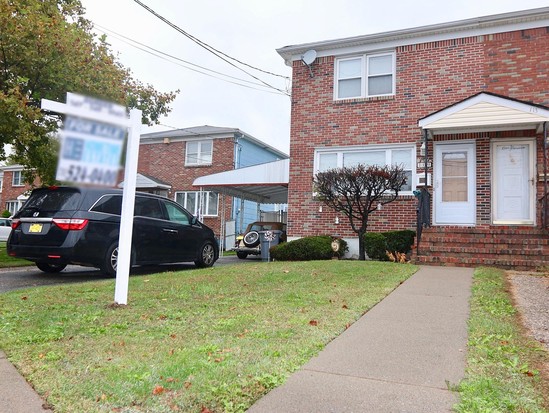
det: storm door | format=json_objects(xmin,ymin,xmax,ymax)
[
  {"xmin": 492, "ymin": 140, "xmax": 535, "ymax": 224},
  {"xmin": 434, "ymin": 142, "xmax": 476, "ymax": 225}
]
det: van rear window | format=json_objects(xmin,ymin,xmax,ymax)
[{"xmin": 19, "ymin": 188, "xmax": 82, "ymax": 217}]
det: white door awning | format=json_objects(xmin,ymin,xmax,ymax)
[
  {"xmin": 419, "ymin": 92, "xmax": 549, "ymax": 135},
  {"xmin": 193, "ymin": 159, "xmax": 289, "ymax": 204}
]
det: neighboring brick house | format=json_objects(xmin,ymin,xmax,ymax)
[
  {"xmin": 137, "ymin": 126, "xmax": 288, "ymax": 239},
  {"xmin": 277, "ymin": 7, "xmax": 549, "ymax": 268},
  {"xmin": 0, "ymin": 165, "xmax": 39, "ymax": 216}
]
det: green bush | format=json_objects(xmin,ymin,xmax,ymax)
[
  {"xmin": 384, "ymin": 230, "xmax": 415, "ymax": 254},
  {"xmin": 364, "ymin": 230, "xmax": 415, "ymax": 261},
  {"xmin": 364, "ymin": 233, "xmax": 388, "ymax": 261},
  {"xmin": 270, "ymin": 236, "xmax": 348, "ymax": 261},
  {"xmin": 1, "ymin": 210, "xmax": 11, "ymax": 218}
]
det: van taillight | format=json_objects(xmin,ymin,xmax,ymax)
[
  {"xmin": 52, "ymin": 219, "xmax": 89, "ymax": 231},
  {"xmin": 11, "ymin": 219, "xmax": 21, "ymax": 230}
]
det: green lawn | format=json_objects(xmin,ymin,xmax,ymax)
[
  {"xmin": 454, "ymin": 267, "xmax": 549, "ymax": 413},
  {"xmin": 0, "ymin": 241, "xmax": 34, "ymax": 268},
  {"xmin": 0, "ymin": 260, "xmax": 416, "ymax": 413}
]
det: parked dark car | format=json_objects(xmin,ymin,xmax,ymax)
[{"xmin": 7, "ymin": 186, "xmax": 219, "ymax": 275}]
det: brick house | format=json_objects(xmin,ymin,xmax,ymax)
[
  {"xmin": 0, "ymin": 165, "xmax": 40, "ymax": 215},
  {"xmin": 136, "ymin": 126, "xmax": 288, "ymax": 240},
  {"xmin": 276, "ymin": 7, "xmax": 549, "ymax": 268}
]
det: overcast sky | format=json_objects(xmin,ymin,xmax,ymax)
[{"xmin": 80, "ymin": 0, "xmax": 549, "ymax": 154}]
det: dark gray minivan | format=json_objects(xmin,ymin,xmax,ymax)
[{"xmin": 7, "ymin": 186, "xmax": 219, "ymax": 275}]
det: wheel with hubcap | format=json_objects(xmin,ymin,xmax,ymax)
[
  {"xmin": 243, "ymin": 231, "xmax": 260, "ymax": 247},
  {"xmin": 195, "ymin": 242, "xmax": 216, "ymax": 268},
  {"xmin": 101, "ymin": 242, "xmax": 119, "ymax": 277}
]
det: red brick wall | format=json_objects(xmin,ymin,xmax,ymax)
[
  {"xmin": 0, "ymin": 171, "xmax": 37, "ymax": 213},
  {"xmin": 137, "ymin": 138, "xmax": 236, "ymax": 237},
  {"xmin": 484, "ymin": 28, "xmax": 549, "ymax": 105},
  {"xmin": 288, "ymin": 28, "xmax": 549, "ymax": 238}
]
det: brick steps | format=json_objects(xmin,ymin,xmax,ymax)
[{"xmin": 413, "ymin": 226, "xmax": 549, "ymax": 270}]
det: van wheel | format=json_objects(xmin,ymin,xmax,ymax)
[
  {"xmin": 101, "ymin": 242, "xmax": 119, "ymax": 277},
  {"xmin": 195, "ymin": 242, "xmax": 216, "ymax": 268},
  {"xmin": 36, "ymin": 262, "xmax": 67, "ymax": 273},
  {"xmin": 236, "ymin": 251, "xmax": 248, "ymax": 259}
]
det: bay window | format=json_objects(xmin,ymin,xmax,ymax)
[
  {"xmin": 315, "ymin": 145, "xmax": 415, "ymax": 193},
  {"xmin": 175, "ymin": 191, "xmax": 218, "ymax": 217}
]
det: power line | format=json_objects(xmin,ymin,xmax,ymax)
[
  {"xmin": 132, "ymin": 0, "xmax": 289, "ymax": 95},
  {"xmin": 93, "ymin": 24, "xmax": 289, "ymax": 96}
]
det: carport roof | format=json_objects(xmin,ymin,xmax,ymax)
[{"xmin": 193, "ymin": 159, "xmax": 289, "ymax": 204}]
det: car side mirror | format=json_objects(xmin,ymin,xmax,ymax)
[{"xmin": 190, "ymin": 216, "xmax": 198, "ymax": 226}]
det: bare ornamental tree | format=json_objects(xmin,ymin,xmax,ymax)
[{"xmin": 313, "ymin": 164, "xmax": 408, "ymax": 260}]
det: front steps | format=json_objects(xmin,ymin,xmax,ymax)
[{"xmin": 413, "ymin": 226, "xmax": 549, "ymax": 270}]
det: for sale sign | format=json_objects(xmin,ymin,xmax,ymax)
[{"xmin": 56, "ymin": 93, "xmax": 127, "ymax": 186}]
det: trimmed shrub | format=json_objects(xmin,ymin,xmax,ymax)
[
  {"xmin": 1, "ymin": 210, "xmax": 11, "ymax": 218},
  {"xmin": 364, "ymin": 230, "xmax": 416, "ymax": 261},
  {"xmin": 364, "ymin": 232, "xmax": 388, "ymax": 261},
  {"xmin": 270, "ymin": 235, "xmax": 347, "ymax": 261},
  {"xmin": 384, "ymin": 230, "xmax": 415, "ymax": 254}
]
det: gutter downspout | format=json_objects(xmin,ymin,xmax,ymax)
[
  {"xmin": 424, "ymin": 129, "xmax": 429, "ymax": 189},
  {"xmin": 543, "ymin": 122, "xmax": 548, "ymax": 229}
]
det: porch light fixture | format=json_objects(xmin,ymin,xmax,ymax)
[{"xmin": 420, "ymin": 142, "xmax": 426, "ymax": 157}]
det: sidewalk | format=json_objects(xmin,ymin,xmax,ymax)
[
  {"xmin": 248, "ymin": 266, "xmax": 473, "ymax": 412},
  {"xmin": 0, "ymin": 266, "xmax": 472, "ymax": 413},
  {"xmin": 0, "ymin": 351, "xmax": 52, "ymax": 412}
]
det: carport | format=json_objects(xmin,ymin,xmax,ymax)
[{"xmin": 192, "ymin": 159, "xmax": 289, "ymax": 251}]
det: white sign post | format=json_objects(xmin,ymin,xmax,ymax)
[
  {"xmin": 114, "ymin": 108, "xmax": 141, "ymax": 305},
  {"xmin": 41, "ymin": 93, "xmax": 141, "ymax": 305}
]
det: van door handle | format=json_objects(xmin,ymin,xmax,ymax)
[{"xmin": 163, "ymin": 229, "xmax": 178, "ymax": 234}]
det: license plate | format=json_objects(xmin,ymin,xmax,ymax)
[{"xmin": 29, "ymin": 223, "xmax": 43, "ymax": 233}]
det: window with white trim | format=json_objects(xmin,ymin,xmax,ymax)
[
  {"xmin": 315, "ymin": 145, "xmax": 415, "ymax": 193},
  {"xmin": 185, "ymin": 140, "xmax": 213, "ymax": 166},
  {"xmin": 175, "ymin": 191, "xmax": 218, "ymax": 217},
  {"xmin": 335, "ymin": 51, "xmax": 395, "ymax": 99},
  {"xmin": 6, "ymin": 200, "xmax": 20, "ymax": 215},
  {"xmin": 12, "ymin": 170, "xmax": 23, "ymax": 186}
]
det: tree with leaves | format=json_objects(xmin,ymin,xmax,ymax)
[
  {"xmin": 313, "ymin": 164, "xmax": 407, "ymax": 260},
  {"xmin": 0, "ymin": 0, "xmax": 178, "ymax": 184}
]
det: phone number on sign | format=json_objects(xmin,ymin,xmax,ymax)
[{"xmin": 59, "ymin": 164, "xmax": 119, "ymax": 186}]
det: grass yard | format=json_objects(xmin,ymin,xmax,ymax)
[
  {"xmin": 454, "ymin": 267, "xmax": 549, "ymax": 413},
  {"xmin": 0, "ymin": 260, "xmax": 416, "ymax": 412},
  {"xmin": 0, "ymin": 241, "xmax": 34, "ymax": 268}
]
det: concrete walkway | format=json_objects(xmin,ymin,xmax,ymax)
[
  {"xmin": 0, "ymin": 266, "xmax": 472, "ymax": 413},
  {"xmin": 248, "ymin": 266, "xmax": 473, "ymax": 412},
  {"xmin": 0, "ymin": 351, "xmax": 52, "ymax": 412}
]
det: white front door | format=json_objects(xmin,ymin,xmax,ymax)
[
  {"xmin": 492, "ymin": 140, "xmax": 535, "ymax": 224},
  {"xmin": 434, "ymin": 142, "xmax": 476, "ymax": 225}
]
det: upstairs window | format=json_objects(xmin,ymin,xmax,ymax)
[
  {"xmin": 12, "ymin": 170, "xmax": 23, "ymax": 186},
  {"xmin": 335, "ymin": 51, "xmax": 395, "ymax": 99},
  {"xmin": 186, "ymin": 140, "xmax": 213, "ymax": 166}
]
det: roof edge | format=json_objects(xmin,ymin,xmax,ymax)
[{"xmin": 277, "ymin": 7, "xmax": 549, "ymax": 64}]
